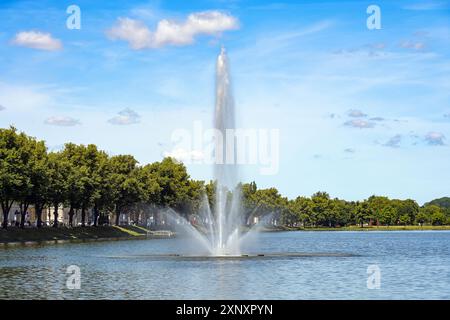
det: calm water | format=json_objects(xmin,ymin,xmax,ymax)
[{"xmin": 0, "ymin": 231, "xmax": 449, "ymax": 299}]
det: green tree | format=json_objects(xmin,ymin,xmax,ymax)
[
  {"xmin": 415, "ymin": 209, "xmax": 430, "ymax": 225},
  {"xmin": 91, "ymin": 151, "xmax": 113, "ymax": 226},
  {"xmin": 310, "ymin": 192, "xmax": 331, "ymax": 227},
  {"xmin": 0, "ymin": 127, "xmax": 32, "ymax": 229},
  {"xmin": 29, "ymin": 140, "xmax": 50, "ymax": 228},
  {"xmin": 290, "ymin": 196, "xmax": 312, "ymax": 227},
  {"xmin": 142, "ymin": 157, "xmax": 192, "ymax": 213},
  {"xmin": 47, "ymin": 152, "xmax": 70, "ymax": 227},
  {"xmin": 430, "ymin": 207, "xmax": 446, "ymax": 226},
  {"xmin": 62, "ymin": 143, "xmax": 104, "ymax": 226},
  {"xmin": 109, "ymin": 155, "xmax": 146, "ymax": 225},
  {"xmin": 354, "ymin": 200, "xmax": 371, "ymax": 227}
]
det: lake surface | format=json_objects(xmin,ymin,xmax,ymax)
[{"xmin": 0, "ymin": 231, "xmax": 449, "ymax": 299}]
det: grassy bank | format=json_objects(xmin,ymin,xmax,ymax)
[
  {"xmin": 0, "ymin": 225, "xmax": 154, "ymax": 245},
  {"xmin": 276, "ymin": 225, "xmax": 450, "ymax": 231},
  {"xmin": 2, "ymin": 224, "xmax": 449, "ymax": 246}
]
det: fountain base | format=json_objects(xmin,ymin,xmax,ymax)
[{"xmin": 103, "ymin": 252, "xmax": 357, "ymax": 260}]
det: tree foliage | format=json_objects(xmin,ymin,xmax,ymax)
[{"xmin": 0, "ymin": 127, "xmax": 449, "ymax": 228}]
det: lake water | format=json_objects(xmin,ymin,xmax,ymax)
[{"xmin": 0, "ymin": 231, "xmax": 449, "ymax": 299}]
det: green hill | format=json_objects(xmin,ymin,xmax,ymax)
[{"xmin": 425, "ymin": 197, "xmax": 450, "ymax": 209}]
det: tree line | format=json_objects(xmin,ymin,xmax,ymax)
[{"xmin": 1, "ymin": 126, "xmax": 449, "ymax": 230}]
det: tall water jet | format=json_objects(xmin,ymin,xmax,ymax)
[
  {"xmin": 164, "ymin": 47, "xmax": 258, "ymax": 256},
  {"xmin": 213, "ymin": 47, "xmax": 241, "ymax": 255}
]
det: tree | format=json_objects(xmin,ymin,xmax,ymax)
[
  {"xmin": 47, "ymin": 152, "xmax": 70, "ymax": 228},
  {"xmin": 290, "ymin": 196, "xmax": 312, "ymax": 227},
  {"xmin": 0, "ymin": 127, "xmax": 31, "ymax": 229},
  {"xmin": 354, "ymin": 201, "xmax": 371, "ymax": 227},
  {"xmin": 62, "ymin": 143, "xmax": 103, "ymax": 226},
  {"xmin": 14, "ymin": 133, "xmax": 40, "ymax": 229},
  {"xmin": 331, "ymin": 199, "xmax": 352, "ymax": 227},
  {"xmin": 378, "ymin": 205, "xmax": 396, "ymax": 226},
  {"xmin": 28, "ymin": 139, "xmax": 50, "ymax": 228},
  {"xmin": 241, "ymin": 181, "xmax": 258, "ymax": 222},
  {"xmin": 424, "ymin": 197, "xmax": 450, "ymax": 209},
  {"xmin": 429, "ymin": 206, "xmax": 446, "ymax": 226},
  {"xmin": 109, "ymin": 155, "xmax": 146, "ymax": 225},
  {"xmin": 417, "ymin": 205, "xmax": 445, "ymax": 226},
  {"xmin": 415, "ymin": 210, "xmax": 429, "ymax": 226},
  {"xmin": 142, "ymin": 157, "xmax": 192, "ymax": 215},
  {"xmin": 367, "ymin": 196, "xmax": 390, "ymax": 225},
  {"xmin": 250, "ymin": 188, "xmax": 286, "ymax": 225},
  {"xmin": 90, "ymin": 151, "xmax": 113, "ymax": 226},
  {"xmin": 310, "ymin": 192, "xmax": 331, "ymax": 227}
]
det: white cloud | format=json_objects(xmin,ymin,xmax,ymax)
[
  {"xmin": 344, "ymin": 119, "xmax": 375, "ymax": 129},
  {"xmin": 44, "ymin": 116, "xmax": 80, "ymax": 126},
  {"xmin": 399, "ymin": 40, "xmax": 426, "ymax": 50},
  {"xmin": 370, "ymin": 43, "xmax": 386, "ymax": 50},
  {"xmin": 12, "ymin": 31, "xmax": 62, "ymax": 51},
  {"xmin": 163, "ymin": 148, "xmax": 204, "ymax": 162},
  {"xmin": 107, "ymin": 11, "xmax": 239, "ymax": 49},
  {"xmin": 383, "ymin": 134, "xmax": 402, "ymax": 148},
  {"xmin": 0, "ymin": 104, "xmax": 5, "ymax": 111},
  {"xmin": 424, "ymin": 132, "xmax": 446, "ymax": 145},
  {"xmin": 108, "ymin": 108, "xmax": 141, "ymax": 125},
  {"xmin": 348, "ymin": 109, "xmax": 367, "ymax": 118},
  {"xmin": 106, "ymin": 18, "xmax": 153, "ymax": 50}
]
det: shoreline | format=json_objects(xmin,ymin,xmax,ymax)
[
  {"xmin": 2, "ymin": 225, "xmax": 450, "ymax": 248},
  {"xmin": 0, "ymin": 225, "xmax": 175, "ymax": 248},
  {"xmin": 268, "ymin": 225, "xmax": 450, "ymax": 232}
]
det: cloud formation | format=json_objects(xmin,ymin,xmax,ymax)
[
  {"xmin": 107, "ymin": 11, "xmax": 238, "ymax": 49},
  {"xmin": 44, "ymin": 116, "xmax": 80, "ymax": 126},
  {"xmin": 370, "ymin": 117, "xmax": 385, "ymax": 121},
  {"xmin": 383, "ymin": 134, "xmax": 402, "ymax": 148},
  {"xmin": 399, "ymin": 40, "xmax": 426, "ymax": 50},
  {"xmin": 0, "ymin": 104, "xmax": 5, "ymax": 111},
  {"xmin": 344, "ymin": 148, "xmax": 355, "ymax": 153},
  {"xmin": 424, "ymin": 132, "xmax": 446, "ymax": 146},
  {"xmin": 348, "ymin": 109, "xmax": 367, "ymax": 118},
  {"xmin": 12, "ymin": 31, "xmax": 62, "ymax": 51},
  {"xmin": 108, "ymin": 108, "xmax": 141, "ymax": 125},
  {"xmin": 164, "ymin": 148, "xmax": 204, "ymax": 162},
  {"xmin": 344, "ymin": 119, "xmax": 375, "ymax": 129}
]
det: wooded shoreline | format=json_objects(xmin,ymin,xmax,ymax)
[
  {"xmin": 0, "ymin": 225, "xmax": 175, "ymax": 246},
  {"xmin": 2, "ymin": 225, "xmax": 450, "ymax": 247}
]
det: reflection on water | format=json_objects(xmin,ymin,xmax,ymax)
[{"xmin": 1, "ymin": 231, "xmax": 450, "ymax": 299}]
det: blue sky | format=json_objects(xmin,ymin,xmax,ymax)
[{"xmin": 0, "ymin": 0, "xmax": 449, "ymax": 204}]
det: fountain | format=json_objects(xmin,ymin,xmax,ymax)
[
  {"xmin": 163, "ymin": 47, "xmax": 257, "ymax": 256},
  {"xmin": 105, "ymin": 48, "xmax": 357, "ymax": 261}
]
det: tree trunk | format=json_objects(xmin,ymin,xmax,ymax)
[
  {"xmin": 2, "ymin": 201, "xmax": 14, "ymax": 229},
  {"xmin": 20, "ymin": 212, "xmax": 26, "ymax": 228},
  {"xmin": 68, "ymin": 207, "xmax": 74, "ymax": 227},
  {"xmin": 2, "ymin": 211, "xmax": 8, "ymax": 229},
  {"xmin": 115, "ymin": 207, "xmax": 120, "ymax": 226},
  {"xmin": 53, "ymin": 203, "xmax": 59, "ymax": 228},
  {"xmin": 81, "ymin": 207, "xmax": 86, "ymax": 227},
  {"xmin": 93, "ymin": 205, "xmax": 99, "ymax": 227},
  {"xmin": 36, "ymin": 206, "xmax": 43, "ymax": 228},
  {"xmin": 20, "ymin": 203, "xmax": 29, "ymax": 229}
]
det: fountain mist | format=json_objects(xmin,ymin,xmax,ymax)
[
  {"xmin": 213, "ymin": 47, "xmax": 241, "ymax": 255},
  {"xmin": 164, "ymin": 48, "xmax": 255, "ymax": 256}
]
